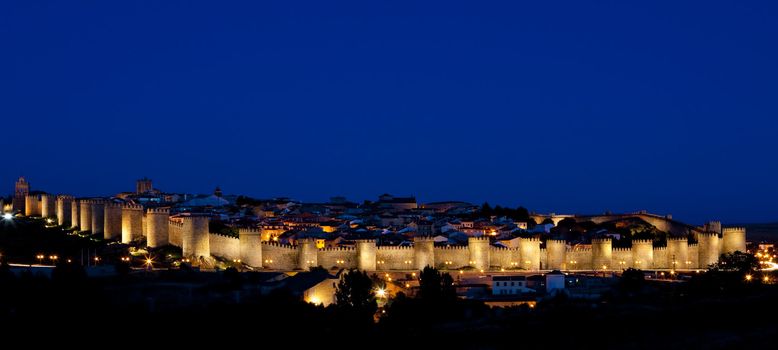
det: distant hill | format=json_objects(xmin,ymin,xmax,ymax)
[{"xmin": 738, "ymin": 223, "xmax": 778, "ymax": 243}]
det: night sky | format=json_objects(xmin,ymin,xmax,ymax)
[{"xmin": 2, "ymin": 1, "xmax": 777, "ymax": 224}]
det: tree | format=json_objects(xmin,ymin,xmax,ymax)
[
  {"xmin": 334, "ymin": 269, "xmax": 377, "ymax": 323},
  {"xmin": 714, "ymin": 251, "xmax": 759, "ymax": 275},
  {"xmin": 418, "ymin": 266, "xmax": 456, "ymax": 302}
]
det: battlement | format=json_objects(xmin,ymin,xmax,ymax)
[
  {"xmin": 546, "ymin": 239, "xmax": 567, "ymax": 244},
  {"xmin": 722, "ymin": 227, "xmax": 746, "ymax": 234},
  {"xmin": 180, "ymin": 215, "xmax": 209, "ymax": 222},
  {"xmin": 56, "ymin": 195, "xmax": 74, "ymax": 200},
  {"xmin": 414, "ymin": 236, "xmax": 437, "ymax": 242},
  {"xmin": 519, "ymin": 237, "xmax": 541, "ymax": 243},
  {"xmin": 469, "ymin": 236, "xmax": 491, "ymax": 242},
  {"xmin": 238, "ymin": 227, "xmax": 262, "ymax": 235},
  {"xmin": 104, "ymin": 202, "xmax": 124, "ymax": 209},
  {"xmin": 688, "ymin": 243, "xmax": 698, "ymax": 248},
  {"xmin": 569, "ymin": 247, "xmax": 591, "ymax": 252},
  {"xmin": 632, "ymin": 239, "xmax": 653, "ymax": 245},
  {"xmin": 169, "ymin": 220, "xmax": 184, "ymax": 228},
  {"xmin": 263, "ymin": 241, "xmax": 296, "ymax": 249},
  {"xmin": 377, "ymin": 245, "xmax": 413, "ymax": 250},
  {"xmin": 320, "ymin": 246, "xmax": 356, "ymax": 252},
  {"xmin": 698, "ymin": 232, "xmax": 720, "ymax": 238},
  {"xmin": 122, "ymin": 204, "xmax": 143, "ymax": 210},
  {"xmin": 668, "ymin": 237, "xmax": 688, "ymax": 242},
  {"xmin": 613, "ymin": 247, "xmax": 631, "ymax": 252},
  {"xmin": 354, "ymin": 239, "xmax": 377, "ymax": 244},
  {"xmin": 435, "ymin": 245, "xmax": 468, "ymax": 250},
  {"xmin": 209, "ymin": 232, "xmax": 239, "ymax": 240},
  {"xmin": 490, "ymin": 245, "xmax": 511, "ymax": 251},
  {"xmin": 592, "ymin": 238, "xmax": 612, "ymax": 244},
  {"xmin": 653, "ymin": 246, "xmax": 667, "ymax": 251},
  {"xmin": 146, "ymin": 207, "xmax": 170, "ymax": 214}
]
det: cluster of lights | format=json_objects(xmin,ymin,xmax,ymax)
[
  {"xmin": 443, "ymin": 261, "xmax": 453, "ymax": 265},
  {"xmin": 232, "ymin": 259, "xmax": 242, "ymax": 263},
  {"xmin": 510, "ymin": 262, "xmax": 519, "ymax": 266},
  {"xmin": 180, "ymin": 258, "xmax": 191, "ymax": 263},
  {"xmin": 377, "ymin": 260, "xmax": 386, "ymax": 265},
  {"xmin": 375, "ymin": 288, "xmax": 386, "ymax": 298},
  {"xmin": 120, "ymin": 257, "xmax": 130, "ymax": 262},
  {"xmin": 264, "ymin": 259, "xmax": 274, "ymax": 263},
  {"xmin": 2, "ymin": 213, "xmax": 13, "ymax": 220},
  {"xmin": 403, "ymin": 260, "xmax": 412, "ymax": 265},
  {"xmin": 335, "ymin": 259, "xmax": 345, "ymax": 264}
]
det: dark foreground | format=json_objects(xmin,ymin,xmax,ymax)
[{"xmin": 1, "ymin": 265, "xmax": 776, "ymax": 349}]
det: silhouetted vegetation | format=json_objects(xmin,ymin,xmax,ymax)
[{"xmin": 334, "ymin": 269, "xmax": 377, "ymax": 326}]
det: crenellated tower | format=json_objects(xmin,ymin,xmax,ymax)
[
  {"xmin": 103, "ymin": 203, "xmax": 123, "ymax": 240},
  {"xmin": 519, "ymin": 237, "xmax": 541, "ymax": 270},
  {"xmin": 468, "ymin": 236, "xmax": 491, "ymax": 271},
  {"xmin": 55, "ymin": 195, "xmax": 74, "ymax": 226},
  {"xmin": 414, "ymin": 236, "xmax": 436, "ymax": 270},
  {"xmin": 90, "ymin": 199, "xmax": 106, "ymax": 235},
  {"xmin": 721, "ymin": 227, "xmax": 746, "ymax": 254},
  {"xmin": 697, "ymin": 232, "xmax": 721, "ymax": 268},
  {"xmin": 79, "ymin": 200, "xmax": 92, "ymax": 232},
  {"xmin": 356, "ymin": 239, "xmax": 377, "ymax": 271},
  {"xmin": 238, "ymin": 228, "xmax": 263, "ymax": 267},
  {"xmin": 592, "ymin": 238, "xmax": 612, "ymax": 270},
  {"xmin": 121, "ymin": 204, "xmax": 143, "ymax": 243},
  {"xmin": 181, "ymin": 215, "xmax": 210, "ymax": 259},
  {"xmin": 297, "ymin": 238, "xmax": 318, "ymax": 270},
  {"xmin": 145, "ymin": 208, "xmax": 170, "ymax": 247},
  {"xmin": 546, "ymin": 239, "xmax": 567, "ymax": 270},
  {"xmin": 631, "ymin": 239, "xmax": 654, "ymax": 270}
]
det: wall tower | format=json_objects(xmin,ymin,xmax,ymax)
[
  {"xmin": 591, "ymin": 238, "xmax": 612, "ymax": 270},
  {"xmin": 721, "ymin": 227, "xmax": 746, "ymax": 254},
  {"xmin": 413, "ymin": 236, "xmax": 435, "ymax": 270},
  {"xmin": 238, "ymin": 228, "xmax": 263, "ymax": 267},
  {"xmin": 546, "ymin": 239, "xmax": 567, "ymax": 270},
  {"xmin": 356, "ymin": 239, "xmax": 377, "ymax": 271},
  {"xmin": 181, "ymin": 215, "xmax": 210, "ymax": 259},
  {"xmin": 468, "ymin": 236, "xmax": 491, "ymax": 270}
]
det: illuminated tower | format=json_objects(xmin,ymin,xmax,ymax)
[{"xmin": 12, "ymin": 177, "xmax": 29, "ymax": 212}]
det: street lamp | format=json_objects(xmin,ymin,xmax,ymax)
[{"xmin": 36, "ymin": 254, "xmax": 44, "ymax": 265}]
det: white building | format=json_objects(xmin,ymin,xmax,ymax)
[{"xmin": 492, "ymin": 275, "xmax": 534, "ymax": 295}]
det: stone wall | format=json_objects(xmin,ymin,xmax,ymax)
[
  {"xmin": 318, "ymin": 247, "xmax": 357, "ymax": 270},
  {"xmin": 376, "ymin": 246, "xmax": 414, "ymax": 270},
  {"xmin": 209, "ymin": 233, "xmax": 239, "ymax": 260},
  {"xmin": 632, "ymin": 240, "xmax": 653, "ymax": 270},
  {"xmin": 434, "ymin": 245, "xmax": 470, "ymax": 269},
  {"xmin": 262, "ymin": 242, "xmax": 298, "ymax": 269}
]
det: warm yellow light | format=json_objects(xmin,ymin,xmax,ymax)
[
  {"xmin": 309, "ymin": 297, "xmax": 320, "ymax": 304},
  {"xmin": 411, "ymin": 272, "xmax": 416, "ymax": 277},
  {"xmin": 764, "ymin": 276, "xmax": 770, "ymax": 282},
  {"xmin": 376, "ymin": 288, "xmax": 386, "ymax": 298},
  {"xmin": 745, "ymin": 274, "xmax": 753, "ymax": 281},
  {"xmin": 405, "ymin": 283, "xmax": 410, "ymax": 288}
]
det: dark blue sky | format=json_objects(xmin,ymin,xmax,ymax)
[{"xmin": 2, "ymin": 1, "xmax": 777, "ymax": 224}]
